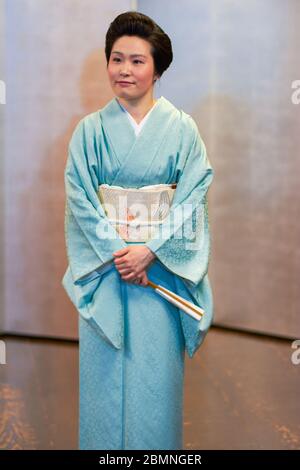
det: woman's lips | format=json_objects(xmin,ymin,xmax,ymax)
[{"xmin": 117, "ymin": 82, "xmax": 134, "ymax": 86}]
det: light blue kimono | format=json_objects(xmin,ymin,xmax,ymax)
[{"xmin": 62, "ymin": 96, "xmax": 214, "ymax": 450}]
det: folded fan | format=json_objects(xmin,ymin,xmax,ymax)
[{"xmin": 147, "ymin": 280, "xmax": 204, "ymax": 321}]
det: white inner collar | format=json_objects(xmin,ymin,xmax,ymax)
[{"xmin": 119, "ymin": 97, "xmax": 162, "ymax": 135}]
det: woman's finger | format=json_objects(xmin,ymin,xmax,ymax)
[
  {"xmin": 121, "ymin": 272, "xmax": 138, "ymax": 281},
  {"xmin": 118, "ymin": 267, "xmax": 132, "ymax": 274},
  {"xmin": 113, "ymin": 247, "xmax": 129, "ymax": 257},
  {"xmin": 114, "ymin": 258, "xmax": 128, "ymax": 266},
  {"xmin": 140, "ymin": 274, "xmax": 148, "ymax": 286}
]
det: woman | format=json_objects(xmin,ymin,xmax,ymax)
[{"xmin": 62, "ymin": 11, "xmax": 214, "ymax": 450}]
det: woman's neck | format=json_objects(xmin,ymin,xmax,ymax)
[{"xmin": 116, "ymin": 95, "xmax": 157, "ymax": 125}]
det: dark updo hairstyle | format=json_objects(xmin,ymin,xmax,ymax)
[{"xmin": 105, "ymin": 11, "xmax": 173, "ymax": 81}]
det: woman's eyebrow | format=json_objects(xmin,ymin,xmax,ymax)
[{"xmin": 112, "ymin": 50, "xmax": 147, "ymax": 58}]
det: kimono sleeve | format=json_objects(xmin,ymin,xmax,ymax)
[
  {"xmin": 145, "ymin": 117, "xmax": 214, "ymax": 287},
  {"xmin": 64, "ymin": 116, "xmax": 127, "ymax": 284}
]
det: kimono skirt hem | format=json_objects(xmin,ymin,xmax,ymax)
[{"xmin": 78, "ymin": 248, "xmax": 186, "ymax": 450}]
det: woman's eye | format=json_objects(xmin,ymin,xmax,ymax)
[{"xmin": 112, "ymin": 58, "xmax": 143, "ymax": 64}]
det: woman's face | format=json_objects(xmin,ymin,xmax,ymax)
[{"xmin": 107, "ymin": 35, "xmax": 158, "ymax": 101}]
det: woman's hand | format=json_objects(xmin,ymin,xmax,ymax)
[{"xmin": 113, "ymin": 245, "xmax": 156, "ymax": 286}]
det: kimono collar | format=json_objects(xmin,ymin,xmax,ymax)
[{"xmin": 99, "ymin": 95, "xmax": 179, "ymax": 187}]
